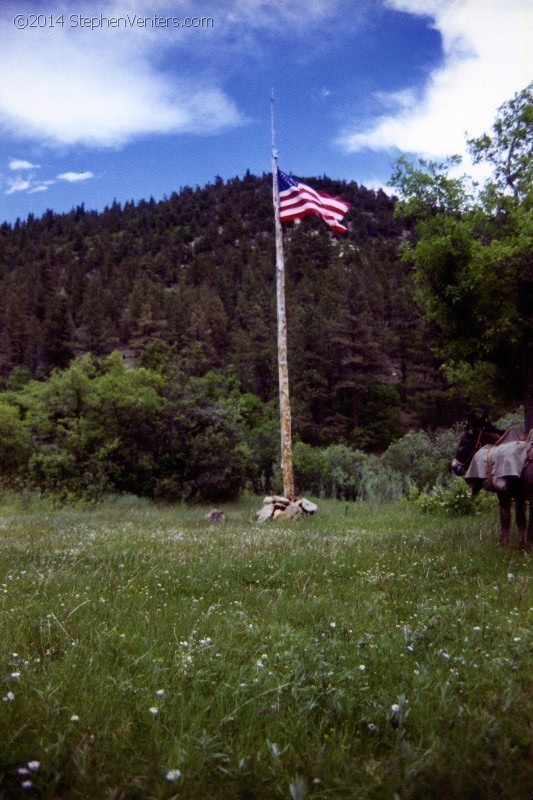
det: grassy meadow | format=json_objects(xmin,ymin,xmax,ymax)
[{"xmin": 0, "ymin": 493, "xmax": 531, "ymax": 799}]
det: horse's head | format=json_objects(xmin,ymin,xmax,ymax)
[{"xmin": 452, "ymin": 416, "xmax": 501, "ymax": 476}]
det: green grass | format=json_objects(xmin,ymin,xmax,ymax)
[{"xmin": 0, "ymin": 494, "xmax": 531, "ymax": 799}]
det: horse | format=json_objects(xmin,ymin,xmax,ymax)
[{"xmin": 452, "ymin": 417, "xmax": 533, "ymax": 548}]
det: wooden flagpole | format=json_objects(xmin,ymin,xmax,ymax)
[{"xmin": 271, "ymin": 91, "xmax": 294, "ymax": 498}]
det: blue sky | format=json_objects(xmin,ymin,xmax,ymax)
[{"xmin": 1, "ymin": 0, "xmax": 531, "ymax": 225}]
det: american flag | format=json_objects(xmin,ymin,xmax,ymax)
[{"xmin": 278, "ymin": 171, "xmax": 350, "ymax": 234}]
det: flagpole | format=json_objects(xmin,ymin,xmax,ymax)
[{"xmin": 271, "ymin": 91, "xmax": 294, "ymax": 499}]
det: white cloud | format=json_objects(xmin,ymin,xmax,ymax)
[
  {"xmin": 57, "ymin": 172, "xmax": 95, "ymax": 182},
  {"xmin": 9, "ymin": 159, "xmax": 40, "ymax": 170},
  {"xmin": 359, "ymin": 175, "xmax": 391, "ymax": 193},
  {"xmin": 0, "ymin": 0, "xmax": 369, "ymax": 149},
  {"xmin": 3, "ymin": 175, "xmax": 55, "ymax": 194},
  {"xmin": 0, "ymin": 0, "xmax": 245, "ymax": 147},
  {"xmin": 5, "ymin": 177, "xmax": 31, "ymax": 194},
  {"xmin": 3, "ymin": 159, "xmax": 62, "ymax": 194},
  {"xmin": 338, "ymin": 0, "xmax": 533, "ymax": 162},
  {"xmin": 223, "ymin": 0, "xmax": 358, "ymax": 32}
]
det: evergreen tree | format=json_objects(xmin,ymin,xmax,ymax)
[
  {"xmin": 43, "ymin": 291, "xmax": 75, "ymax": 369},
  {"xmin": 0, "ymin": 169, "xmax": 470, "ymax": 447}
]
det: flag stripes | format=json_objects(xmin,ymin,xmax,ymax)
[{"xmin": 278, "ymin": 171, "xmax": 350, "ymax": 234}]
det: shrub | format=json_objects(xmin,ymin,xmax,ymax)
[
  {"xmin": 495, "ymin": 407, "xmax": 524, "ymax": 431},
  {"xmin": 243, "ymin": 416, "xmax": 279, "ymax": 495},
  {"xmin": 28, "ymin": 447, "xmax": 113, "ymax": 501},
  {"xmin": 412, "ymin": 479, "xmax": 482, "ymax": 516},
  {"xmin": 293, "ymin": 441, "xmax": 327, "ymax": 496},
  {"xmin": 382, "ymin": 429, "xmax": 455, "ymax": 490},
  {"xmin": 3, "ymin": 356, "xmax": 260, "ymax": 503},
  {"xmin": 184, "ymin": 421, "xmax": 250, "ymax": 502},
  {"xmin": 323, "ymin": 444, "xmax": 368, "ymax": 500},
  {"xmin": 0, "ymin": 401, "xmax": 32, "ymax": 479},
  {"xmin": 359, "ymin": 455, "xmax": 409, "ymax": 503}
]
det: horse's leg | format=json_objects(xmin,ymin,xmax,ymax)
[
  {"xmin": 525, "ymin": 466, "xmax": 533, "ymax": 548},
  {"xmin": 498, "ymin": 493, "xmax": 511, "ymax": 545},
  {"xmin": 526, "ymin": 501, "xmax": 533, "ymax": 549},
  {"xmin": 515, "ymin": 495, "xmax": 527, "ymax": 549}
]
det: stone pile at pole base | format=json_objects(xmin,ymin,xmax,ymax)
[{"xmin": 255, "ymin": 495, "xmax": 318, "ymax": 522}]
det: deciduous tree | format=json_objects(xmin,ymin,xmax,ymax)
[{"xmin": 390, "ymin": 83, "xmax": 533, "ymax": 432}]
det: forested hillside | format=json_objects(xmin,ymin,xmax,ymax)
[{"xmin": 0, "ymin": 172, "xmax": 459, "ymax": 450}]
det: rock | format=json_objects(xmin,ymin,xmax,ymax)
[
  {"xmin": 265, "ymin": 495, "xmax": 291, "ymax": 507},
  {"xmin": 298, "ymin": 497, "xmax": 318, "ymax": 514},
  {"xmin": 255, "ymin": 504, "xmax": 275, "ymax": 522},
  {"xmin": 205, "ymin": 509, "xmax": 225, "ymax": 523},
  {"xmin": 256, "ymin": 495, "xmax": 318, "ymax": 522},
  {"xmin": 273, "ymin": 502, "xmax": 303, "ymax": 521}
]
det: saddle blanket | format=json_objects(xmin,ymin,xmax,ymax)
[
  {"xmin": 495, "ymin": 425, "xmax": 525, "ymax": 444},
  {"xmin": 466, "ymin": 440, "xmax": 528, "ymax": 483}
]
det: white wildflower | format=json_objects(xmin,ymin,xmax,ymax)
[{"xmin": 166, "ymin": 769, "xmax": 181, "ymax": 781}]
